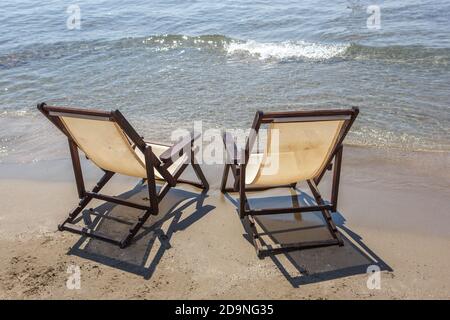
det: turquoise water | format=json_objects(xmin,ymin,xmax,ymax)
[{"xmin": 0, "ymin": 0, "xmax": 449, "ymax": 162}]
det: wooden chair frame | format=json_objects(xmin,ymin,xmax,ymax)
[
  {"xmin": 221, "ymin": 107, "xmax": 359, "ymax": 258},
  {"xmin": 38, "ymin": 103, "xmax": 209, "ymax": 248}
]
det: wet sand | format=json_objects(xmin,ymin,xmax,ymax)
[{"xmin": 0, "ymin": 146, "xmax": 449, "ymax": 299}]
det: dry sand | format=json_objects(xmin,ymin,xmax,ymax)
[{"xmin": 0, "ymin": 146, "xmax": 449, "ymax": 299}]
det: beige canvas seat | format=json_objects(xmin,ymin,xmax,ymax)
[
  {"xmin": 221, "ymin": 108, "xmax": 359, "ymax": 258},
  {"xmin": 59, "ymin": 116, "xmax": 188, "ymax": 180},
  {"xmin": 245, "ymin": 120, "xmax": 344, "ymax": 186},
  {"xmin": 38, "ymin": 103, "xmax": 208, "ymax": 248}
]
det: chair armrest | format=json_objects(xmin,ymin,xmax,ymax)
[
  {"xmin": 223, "ymin": 132, "xmax": 244, "ymax": 165},
  {"xmin": 159, "ymin": 131, "xmax": 201, "ymax": 163},
  {"xmin": 144, "ymin": 140, "xmax": 171, "ymax": 147}
]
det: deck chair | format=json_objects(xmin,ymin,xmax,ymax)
[
  {"xmin": 37, "ymin": 103, "xmax": 209, "ymax": 248},
  {"xmin": 221, "ymin": 108, "xmax": 359, "ymax": 258}
]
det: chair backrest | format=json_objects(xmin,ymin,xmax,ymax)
[
  {"xmin": 38, "ymin": 104, "xmax": 149, "ymax": 178},
  {"xmin": 246, "ymin": 108, "xmax": 358, "ymax": 186}
]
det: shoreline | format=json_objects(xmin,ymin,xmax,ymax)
[
  {"xmin": 0, "ymin": 145, "xmax": 449, "ymax": 299},
  {"xmin": 1, "ymin": 112, "xmax": 450, "ymax": 164},
  {"xmin": 1, "ymin": 144, "xmax": 449, "ymax": 181}
]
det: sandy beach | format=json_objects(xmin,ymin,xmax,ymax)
[
  {"xmin": 1, "ymin": 0, "xmax": 449, "ymax": 304},
  {"xmin": 0, "ymin": 145, "xmax": 449, "ymax": 299}
]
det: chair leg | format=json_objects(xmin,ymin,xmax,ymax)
[
  {"xmin": 331, "ymin": 145, "xmax": 343, "ymax": 212},
  {"xmin": 186, "ymin": 142, "xmax": 208, "ymax": 189},
  {"xmin": 239, "ymin": 164, "xmax": 247, "ymax": 219},
  {"xmin": 165, "ymin": 148, "xmax": 209, "ymax": 190},
  {"xmin": 120, "ymin": 153, "xmax": 208, "ymax": 247},
  {"xmin": 234, "ymin": 166, "xmax": 240, "ymax": 191},
  {"xmin": 144, "ymin": 145, "xmax": 159, "ymax": 213},
  {"xmin": 60, "ymin": 170, "xmax": 156, "ymax": 248},
  {"xmin": 246, "ymin": 215, "xmax": 263, "ymax": 259},
  {"xmin": 191, "ymin": 161, "xmax": 209, "ymax": 190},
  {"xmin": 323, "ymin": 208, "xmax": 344, "ymax": 246},
  {"xmin": 120, "ymin": 209, "xmax": 153, "ymax": 248},
  {"xmin": 115, "ymin": 147, "xmax": 159, "ymax": 248},
  {"xmin": 59, "ymin": 171, "xmax": 114, "ymax": 229},
  {"xmin": 220, "ymin": 164, "xmax": 230, "ymax": 192},
  {"xmin": 307, "ymin": 180, "xmax": 344, "ymax": 246}
]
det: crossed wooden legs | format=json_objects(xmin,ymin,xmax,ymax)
[
  {"xmin": 221, "ymin": 157, "xmax": 344, "ymax": 258},
  {"xmin": 59, "ymin": 142, "xmax": 209, "ymax": 248},
  {"xmin": 243, "ymin": 180, "xmax": 344, "ymax": 259}
]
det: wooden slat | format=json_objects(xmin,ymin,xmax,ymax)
[
  {"xmin": 258, "ymin": 239, "xmax": 341, "ymax": 257},
  {"xmin": 262, "ymin": 108, "xmax": 357, "ymax": 121},
  {"xmin": 60, "ymin": 223, "xmax": 122, "ymax": 246},
  {"xmin": 86, "ymin": 192, "xmax": 150, "ymax": 211},
  {"xmin": 246, "ymin": 204, "xmax": 333, "ymax": 216},
  {"xmin": 271, "ymin": 115, "xmax": 351, "ymax": 123}
]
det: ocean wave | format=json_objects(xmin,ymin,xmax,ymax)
[
  {"xmin": 138, "ymin": 34, "xmax": 450, "ymax": 65},
  {"xmin": 1, "ymin": 34, "xmax": 449, "ymax": 68},
  {"xmin": 0, "ymin": 34, "xmax": 234, "ymax": 69},
  {"xmin": 225, "ymin": 40, "xmax": 348, "ymax": 61},
  {"xmin": 141, "ymin": 34, "xmax": 233, "ymax": 48},
  {"xmin": 343, "ymin": 43, "xmax": 450, "ymax": 66},
  {"xmin": 0, "ymin": 109, "xmax": 31, "ymax": 117},
  {"xmin": 224, "ymin": 41, "xmax": 450, "ymax": 65}
]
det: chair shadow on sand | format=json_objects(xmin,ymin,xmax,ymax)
[
  {"xmin": 67, "ymin": 182, "xmax": 214, "ymax": 279},
  {"xmin": 225, "ymin": 188, "xmax": 393, "ymax": 288}
]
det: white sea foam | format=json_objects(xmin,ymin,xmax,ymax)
[
  {"xmin": 225, "ymin": 40, "xmax": 349, "ymax": 61},
  {"xmin": 0, "ymin": 109, "xmax": 29, "ymax": 117}
]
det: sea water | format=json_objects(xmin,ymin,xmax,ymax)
[{"xmin": 0, "ymin": 0, "xmax": 449, "ymax": 163}]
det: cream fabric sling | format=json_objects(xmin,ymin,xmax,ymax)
[
  {"xmin": 245, "ymin": 119, "xmax": 344, "ymax": 186},
  {"xmin": 60, "ymin": 116, "xmax": 187, "ymax": 179}
]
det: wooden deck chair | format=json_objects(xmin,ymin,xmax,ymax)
[
  {"xmin": 37, "ymin": 103, "xmax": 209, "ymax": 248},
  {"xmin": 221, "ymin": 108, "xmax": 359, "ymax": 258}
]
